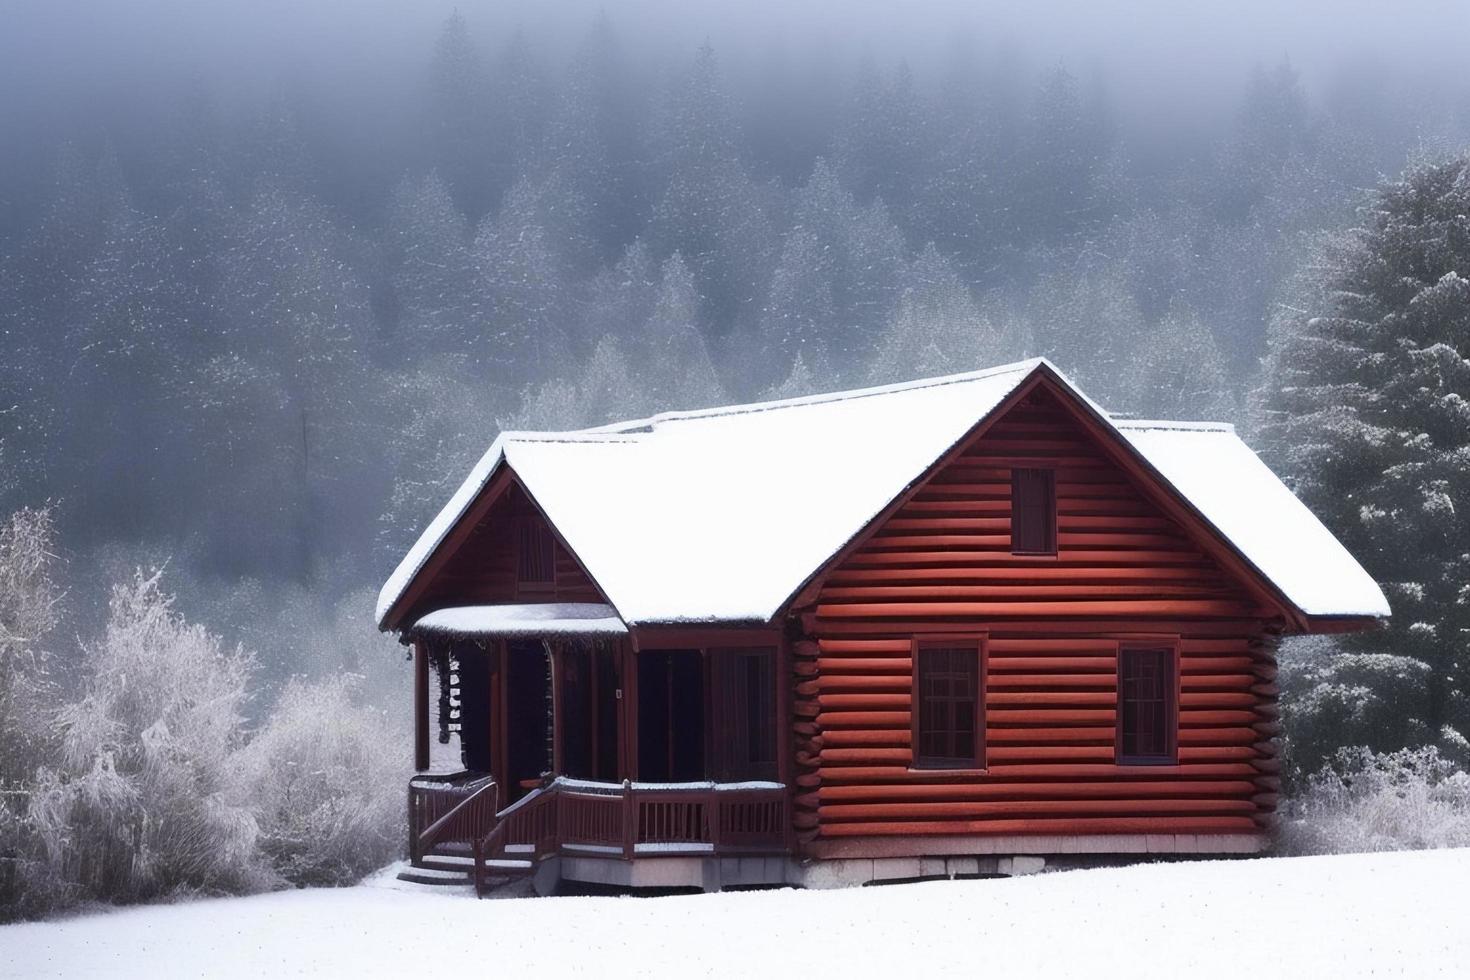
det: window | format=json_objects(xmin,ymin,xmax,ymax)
[
  {"xmin": 1011, "ymin": 468, "xmax": 1057, "ymax": 555},
  {"xmin": 516, "ymin": 519, "xmax": 554, "ymax": 591},
  {"xmin": 709, "ymin": 647, "xmax": 777, "ymax": 781},
  {"xmin": 1117, "ymin": 646, "xmax": 1177, "ymax": 764},
  {"xmin": 913, "ymin": 641, "xmax": 984, "ymax": 769}
]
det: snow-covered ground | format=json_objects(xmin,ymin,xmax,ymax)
[{"xmin": 5, "ymin": 850, "xmax": 1467, "ymax": 978}]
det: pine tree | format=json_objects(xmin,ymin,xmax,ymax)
[
  {"xmin": 834, "ymin": 57, "xmax": 927, "ymax": 225},
  {"xmin": 1121, "ymin": 300, "xmax": 1236, "ymax": 421},
  {"xmin": 386, "ymin": 171, "xmax": 480, "ymax": 359},
  {"xmin": 759, "ymin": 158, "xmax": 906, "ymax": 381},
  {"xmin": 486, "ymin": 28, "xmax": 551, "ymax": 209},
  {"xmin": 426, "ymin": 11, "xmax": 492, "ymax": 217},
  {"xmin": 473, "ymin": 176, "xmax": 571, "ymax": 384},
  {"xmin": 545, "ymin": 13, "xmax": 645, "ymax": 270},
  {"xmin": 1013, "ymin": 67, "xmax": 1113, "ymax": 246},
  {"xmin": 635, "ymin": 252, "xmax": 724, "ymax": 409},
  {"xmin": 650, "ymin": 42, "xmax": 775, "ymax": 337},
  {"xmin": 867, "ymin": 244, "xmax": 999, "ymax": 385},
  {"xmin": 1220, "ymin": 60, "xmax": 1314, "ymax": 221},
  {"xmin": 1026, "ymin": 248, "xmax": 1146, "ymax": 405},
  {"xmin": 1261, "ymin": 155, "xmax": 1470, "ymax": 748}
]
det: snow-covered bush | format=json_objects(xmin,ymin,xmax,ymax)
[
  {"xmin": 235, "ymin": 677, "xmax": 406, "ymax": 886},
  {"xmin": 27, "ymin": 570, "xmax": 267, "ymax": 904},
  {"xmin": 1280, "ymin": 745, "xmax": 1470, "ymax": 855}
]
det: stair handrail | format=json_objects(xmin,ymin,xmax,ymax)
[
  {"xmin": 472, "ymin": 779, "xmax": 564, "ymax": 897},
  {"xmin": 416, "ymin": 778, "xmax": 499, "ymax": 860}
]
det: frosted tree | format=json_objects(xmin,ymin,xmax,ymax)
[
  {"xmin": 1261, "ymin": 155, "xmax": 1470, "ymax": 751},
  {"xmin": 1013, "ymin": 67, "xmax": 1114, "ymax": 246},
  {"xmin": 426, "ymin": 11, "xmax": 492, "ymax": 217},
  {"xmin": 0, "ymin": 508, "xmax": 61, "ymax": 917},
  {"xmin": 486, "ymin": 29, "xmax": 552, "ymax": 210},
  {"xmin": 650, "ymin": 42, "xmax": 775, "ymax": 336},
  {"xmin": 578, "ymin": 238, "xmax": 659, "ymax": 350},
  {"xmin": 213, "ymin": 183, "xmax": 382, "ymax": 578},
  {"xmin": 632, "ymin": 253, "xmax": 725, "ymax": 410},
  {"xmin": 760, "ymin": 158, "xmax": 906, "ymax": 382},
  {"xmin": 1219, "ymin": 60, "xmax": 1315, "ymax": 221},
  {"xmin": 867, "ymin": 244, "xmax": 1000, "ymax": 385},
  {"xmin": 759, "ymin": 226, "xmax": 838, "ymax": 383},
  {"xmin": 545, "ymin": 13, "xmax": 645, "ymax": 268},
  {"xmin": 234, "ymin": 677, "xmax": 406, "ymax": 886},
  {"xmin": 760, "ymin": 353, "xmax": 822, "ymax": 402},
  {"xmin": 473, "ymin": 176, "xmax": 572, "ymax": 383},
  {"xmin": 916, "ymin": 42, "xmax": 1009, "ymax": 279},
  {"xmin": 513, "ymin": 335, "xmax": 657, "ymax": 430},
  {"xmin": 28, "ymin": 571, "xmax": 263, "ymax": 903},
  {"xmin": 376, "ymin": 365, "xmax": 509, "ymax": 568},
  {"xmin": 1121, "ymin": 301, "xmax": 1237, "ymax": 421},
  {"xmin": 386, "ymin": 171, "xmax": 481, "ymax": 358},
  {"xmin": 834, "ymin": 57, "xmax": 926, "ymax": 224},
  {"xmin": 1025, "ymin": 250, "xmax": 1147, "ymax": 405}
]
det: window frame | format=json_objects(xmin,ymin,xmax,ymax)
[
  {"xmin": 909, "ymin": 635, "xmax": 988, "ymax": 772},
  {"xmin": 1115, "ymin": 640, "xmax": 1181, "ymax": 766},
  {"xmin": 1010, "ymin": 467, "xmax": 1058, "ymax": 556}
]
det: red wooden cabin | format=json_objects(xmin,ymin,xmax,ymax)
[{"xmin": 378, "ymin": 358, "xmax": 1388, "ymax": 893}]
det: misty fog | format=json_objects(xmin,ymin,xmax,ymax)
[{"xmin": 1, "ymin": 0, "xmax": 1468, "ymax": 691}]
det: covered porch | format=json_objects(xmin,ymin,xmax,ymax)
[{"xmin": 402, "ymin": 603, "xmax": 793, "ymax": 892}]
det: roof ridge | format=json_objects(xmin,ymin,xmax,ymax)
[{"xmin": 578, "ymin": 357, "xmax": 1050, "ymax": 436}]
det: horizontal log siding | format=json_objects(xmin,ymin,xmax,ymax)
[{"xmin": 790, "ymin": 392, "xmax": 1282, "ymax": 846}]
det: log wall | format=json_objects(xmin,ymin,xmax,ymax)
[
  {"xmin": 789, "ymin": 389, "xmax": 1283, "ymax": 848},
  {"xmin": 410, "ymin": 481, "xmax": 602, "ymax": 618}
]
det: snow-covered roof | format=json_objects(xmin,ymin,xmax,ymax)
[
  {"xmin": 1114, "ymin": 420, "xmax": 1390, "ymax": 619},
  {"xmin": 378, "ymin": 357, "xmax": 1389, "ymax": 629},
  {"xmin": 410, "ymin": 603, "xmax": 627, "ymax": 638}
]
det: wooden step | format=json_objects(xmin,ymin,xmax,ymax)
[{"xmin": 396, "ymin": 866, "xmax": 472, "ymax": 886}]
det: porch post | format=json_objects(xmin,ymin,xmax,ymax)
[{"xmin": 413, "ymin": 638, "xmax": 430, "ymax": 772}]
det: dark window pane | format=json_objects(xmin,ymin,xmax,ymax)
[
  {"xmin": 1120, "ymin": 648, "xmax": 1175, "ymax": 763},
  {"xmin": 915, "ymin": 645, "xmax": 981, "ymax": 768},
  {"xmin": 1011, "ymin": 468, "xmax": 1057, "ymax": 555}
]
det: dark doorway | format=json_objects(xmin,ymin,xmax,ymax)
[
  {"xmin": 558, "ymin": 642, "xmax": 621, "ymax": 782},
  {"xmin": 505, "ymin": 641, "xmax": 551, "ymax": 801},
  {"xmin": 455, "ymin": 643, "xmax": 495, "ymax": 773},
  {"xmin": 637, "ymin": 650, "xmax": 705, "ymax": 782}
]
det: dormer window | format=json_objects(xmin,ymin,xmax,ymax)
[
  {"xmin": 517, "ymin": 519, "xmax": 554, "ymax": 592},
  {"xmin": 1011, "ymin": 467, "xmax": 1057, "ymax": 555}
]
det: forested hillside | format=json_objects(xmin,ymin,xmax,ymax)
[{"xmin": 2, "ymin": 0, "xmax": 1468, "ymax": 918}]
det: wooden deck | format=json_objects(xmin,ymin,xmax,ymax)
[{"xmin": 407, "ymin": 775, "xmax": 791, "ymax": 894}]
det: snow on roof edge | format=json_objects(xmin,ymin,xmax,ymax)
[
  {"xmin": 375, "ymin": 437, "xmax": 508, "ymax": 627},
  {"xmin": 580, "ymin": 357, "xmax": 1050, "ymax": 435},
  {"xmin": 410, "ymin": 603, "xmax": 627, "ymax": 638}
]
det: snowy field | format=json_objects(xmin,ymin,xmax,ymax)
[{"xmin": 4, "ymin": 850, "xmax": 1467, "ymax": 978}]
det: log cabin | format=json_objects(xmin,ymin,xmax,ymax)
[{"xmin": 377, "ymin": 358, "xmax": 1389, "ymax": 893}]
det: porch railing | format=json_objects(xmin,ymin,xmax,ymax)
[{"xmin": 413, "ymin": 776, "xmax": 791, "ymax": 896}]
